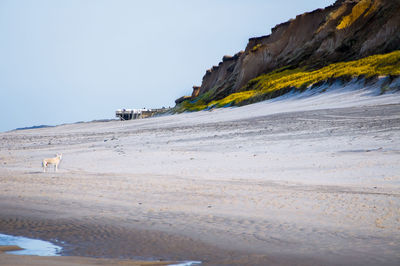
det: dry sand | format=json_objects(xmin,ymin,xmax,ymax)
[{"xmin": 1, "ymin": 86, "xmax": 400, "ymax": 265}]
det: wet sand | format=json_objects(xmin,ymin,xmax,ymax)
[
  {"xmin": 0, "ymin": 252, "xmax": 175, "ymax": 266},
  {"xmin": 0, "ymin": 206, "xmax": 318, "ymax": 265},
  {"xmin": 1, "ymin": 89, "xmax": 400, "ymax": 265},
  {"xmin": 0, "ymin": 246, "xmax": 23, "ymax": 252}
]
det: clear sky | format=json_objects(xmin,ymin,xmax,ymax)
[{"xmin": 0, "ymin": 0, "xmax": 334, "ymax": 132}]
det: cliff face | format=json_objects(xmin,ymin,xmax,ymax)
[{"xmin": 189, "ymin": 0, "xmax": 400, "ymax": 102}]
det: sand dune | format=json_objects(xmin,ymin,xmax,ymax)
[{"xmin": 1, "ymin": 86, "xmax": 400, "ymax": 265}]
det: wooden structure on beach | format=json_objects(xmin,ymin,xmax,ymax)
[
  {"xmin": 116, "ymin": 108, "xmax": 169, "ymax": 120},
  {"xmin": 116, "ymin": 109, "xmax": 151, "ymax": 120}
]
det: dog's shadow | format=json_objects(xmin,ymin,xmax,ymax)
[{"xmin": 27, "ymin": 171, "xmax": 50, "ymax": 174}]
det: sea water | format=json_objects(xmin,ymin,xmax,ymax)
[
  {"xmin": 169, "ymin": 261, "xmax": 202, "ymax": 266},
  {"xmin": 0, "ymin": 233, "xmax": 62, "ymax": 256}
]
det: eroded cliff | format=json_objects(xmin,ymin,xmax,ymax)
[{"xmin": 177, "ymin": 0, "xmax": 400, "ymax": 108}]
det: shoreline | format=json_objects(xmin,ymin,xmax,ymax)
[
  {"xmin": 0, "ymin": 253, "xmax": 176, "ymax": 266},
  {"xmin": 0, "ymin": 210, "xmax": 300, "ymax": 265},
  {"xmin": 1, "ymin": 179, "xmax": 399, "ymax": 265}
]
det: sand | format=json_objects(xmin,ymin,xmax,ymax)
[
  {"xmin": 0, "ymin": 251, "xmax": 175, "ymax": 266},
  {"xmin": 0, "ymin": 246, "xmax": 23, "ymax": 252},
  {"xmin": 1, "ymin": 84, "xmax": 400, "ymax": 265}
]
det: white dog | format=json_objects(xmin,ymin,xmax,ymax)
[{"xmin": 42, "ymin": 154, "xmax": 62, "ymax": 172}]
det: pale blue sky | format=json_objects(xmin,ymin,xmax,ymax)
[{"xmin": 0, "ymin": 0, "xmax": 334, "ymax": 132}]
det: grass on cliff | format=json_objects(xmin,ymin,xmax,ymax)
[
  {"xmin": 178, "ymin": 50, "xmax": 400, "ymax": 111},
  {"xmin": 337, "ymin": 0, "xmax": 375, "ymax": 30}
]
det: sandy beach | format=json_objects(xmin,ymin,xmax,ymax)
[{"xmin": 1, "ymin": 87, "xmax": 400, "ymax": 265}]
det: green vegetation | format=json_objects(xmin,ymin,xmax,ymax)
[
  {"xmin": 178, "ymin": 50, "xmax": 400, "ymax": 111},
  {"xmin": 175, "ymin": 88, "xmax": 215, "ymax": 112},
  {"xmin": 337, "ymin": 0, "xmax": 372, "ymax": 30},
  {"xmin": 251, "ymin": 44, "xmax": 263, "ymax": 53},
  {"xmin": 363, "ymin": 0, "xmax": 379, "ymax": 18},
  {"xmin": 317, "ymin": 4, "xmax": 348, "ymax": 33}
]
